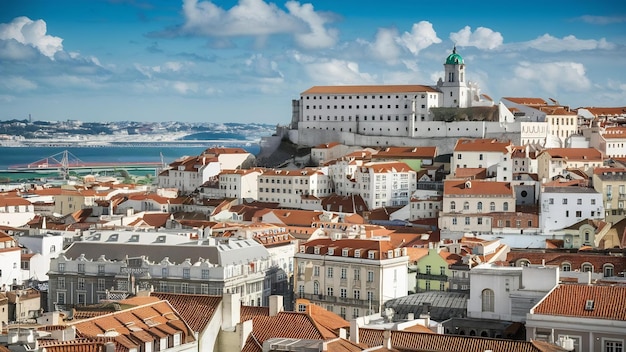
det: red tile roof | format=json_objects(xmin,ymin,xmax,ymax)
[
  {"xmin": 503, "ymin": 97, "xmax": 549, "ymax": 106},
  {"xmin": 453, "ymin": 138, "xmax": 512, "ymax": 153},
  {"xmin": 444, "ymin": 179, "xmax": 514, "ymax": 197},
  {"xmin": 533, "ymin": 284, "xmax": 626, "ymax": 321},
  {"xmin": 302, "ymin": 85, "xmax": 440, "ymax": 95},
  {"xmin": 150, "ymin": 292, "xmax": 222, "ymax": 332},
  {"xmin": 372, "ymin": 147, "xmax": 437, "ymax": 159},
  {"xmin": 602, "ymin": 126, "xmax": 626, "ymax": 139},
  {"xmin": 539, "ymin": 148, "xmax": 603, "ymax": 161}
]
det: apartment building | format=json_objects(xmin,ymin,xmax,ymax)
[
  {"xmin": 539, "ymin": 185, "xmax": 604, "ymax": 233},
  {"xmin": 355, "ymin": 161, "xmax": 417, "ymax": 209},
  {"xmin": 592, "ymin": 167, "xmax": 626, "ymax": 224},
  {"xmin": 536, "ymin": 148, "xmax": 603, "ymax": 182},
  {"xmin": 218, "ymin": 168, "xmax": 264, "ymax": 200},
  {"xmin": 451, "ymin": 138, "xmax": 514, "ymax": 181},
  {"xmin": 0, "ymin": 196, "xmax": 35, "ymax": 227},
  {"xmin": 257, "ymin": 168, "xmax": 333, "ymax": 208},
  {"xmin": 294, "ymin": 237, "xmax": 408, "ymax": 320},
  {"xmin": 47, "ymin": 230, "xmax": 271, "ymax": 311},
  {"xmin": 439, "ymin": 179, "xmax": 516, "ymax": 234}
]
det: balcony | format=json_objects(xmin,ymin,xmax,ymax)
[
  {"xmin": 296, "ymin": 293, "xmax": 379, "ymax": 307},
  {"xmin": 619, "ymin": 193, "xmax": 626, "ymax": 200},
  {"xmin": 416, "ymin": 273, "xmax": 447, "ymax": 281}
]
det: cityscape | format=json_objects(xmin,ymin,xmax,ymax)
[{"xmin": 1, "ymin": 1, "xmax": 626, "ymax": 352}]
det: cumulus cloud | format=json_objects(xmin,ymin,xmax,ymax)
[
  {"xmin": 0, "ymin": 16, "xmax": 63, "ymax": 59},
  {"xmin": 577, "ymin": 15, "xmax": 626, "ymax": 25},
  {"xmin": 397, "ymin": 21, "xmax": 441, "ymax": 55},
  {"xmin": 170, "ymin": 0, "xmax": 337, "ymax": 49},
  {"xmin": 520, "ymin": 34, "xmax": 614, "ymax": 52},
  {"xmin": 293, "ymin": 52, "xmax": 375, "ymax": 84},
  {"xmin": 370, "ymin": 28, "xmax": 401, "ymax": 62},
  {"xmin": 450, "ymin": 26, "xmax": 503, "ymax": 50},
  {"xmin": 285, "ymin": 1, "xmax": 338, "ymax": 49},
  {"xmin": 514, "ymin": 61, "xmax": 591, "ymax": 93}
]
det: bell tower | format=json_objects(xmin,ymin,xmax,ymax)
[{"xmin": 438, "ymin": 46, "xmax": 470, "ymax": 108}]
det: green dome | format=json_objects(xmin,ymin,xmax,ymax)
[{"xmin": 445, "ymin": 47, "xmax": 463, "ymax": 65}]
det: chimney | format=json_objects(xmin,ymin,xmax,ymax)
[
  {"xmin": 269, "ymin": 295, "xmax": 283, "ymax": 317},
  {"xmin": 383, "ymin": 330, "xmax": 392, "ymax": 349},
  {"xmin": 350, "ymin": 319, "xmax": 359, "ymax": 344},
  {"xmin": 222, "ymin": 292, "xmax": 241, "ymax": 330}
]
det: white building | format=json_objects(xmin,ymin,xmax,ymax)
[
  {"xmin": 408, "ymin": 189, "xmax": 442, "ymax": 221},
  {"xmin": 257, "ymin": 168, "xmax": 333, "ymax": 208},
  {"xmin": 0, "ymin": 196, "xmax": 35, "ymax": 227},
  {"xmin": 355, "ymin": 161, "xmax": 417, "ymax": 209},
  {"xmin": 539, "ymin": 186, "xmax": 604, "ymax": 233},
  {"xmin": 14, "ymin": 231, "xmax": 65, "ymax": 283},
  {"xmin": 327, "ymin": 150, "xmax": 373, "ymax": 196},
  {"xmin": 294, "ymin": 237, "xmax": 408, "ymax": 320},
  {"xmin": 536, "ymin": 148, "xmax": 604, "ymax": 182},
  {"xmin": 451, "ymin": 138, "xmax": 514, "ymax": 181},
  {"xmin": 218, "ymin": 168, "xmax": 263, "ymax": 200},
  {"xmin": 468, "ymin": 264, "xmax": 558, "ymax": 322},
  {"xmin": 439, "ymin": 179, "xmax": 516, "ymax": 234},
  {"xmin": 157, "ymin": 147, "xmax": 252, "ymax": 194},
  {"xmin": 0, "ymin": 232, "xmax": 22, "ymax": 289}
]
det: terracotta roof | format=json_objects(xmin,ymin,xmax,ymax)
[
  {"xmin": 302, "ymin": 85, "xmax": 440, "ymax": 95},
  {"xmin": 453, "ymin": 138, "xmax": 512, "ymax": 153},
  {"xmin": 533, "ymin": 284, "xmax": 626, "ymax": 321},
  {"xmin": 503, "ymin": 97, "xmax": 549, "ymax": 106},
  {"xmin": 241, "ymin": 305, "xmax": 270, "ymax": 322},
  {"xmin": 363, "ymin": 161, "xmax": 414, "ymax": 173},
  {"xmin": 580, "ymin": 106, "xmax": 626, "ymax": 116},
  {"xmin": 0, "ymin": 196, "xmax": 31, "ymax": 207},
  {"xmin": 453, "ymin": 167, "xmax": 487, "ymax": 179},
  {"xmin": 444, "ymin": 179, "xmax": 514, "ymax": 196},
  {"xmin": 372, "ymin": 147, "xmax": 437, "ymax": 159},
  {"xmin": 592, "ymin": 166, "xmax": 626, "ymax": 175},
  {"xmin": 301, "ymin": 238, "xmax": 403, "ymax": 260},
  {"xmin": 506, "ymin": 250, "xmax": 626, "ymax": 274},
  {"xmin": 359, "ymin": 329, "xmax": 566, "ymax": 352},
  {"xmin": 248, "ymin": 311, "xmax": 339, "ymax": 345},
  {"xmin": 150, "ymin": 292, "xmax": 222, "ymax": 332},
  {"xmin": 602, "ymin": 126, "xmax": 626, "ymax": 139},
  {"xmin": 539, "ymin": 148, "xmax": 603, "ymax": 161}
]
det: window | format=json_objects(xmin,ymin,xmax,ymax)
[
  {"xmin": 477, "ymin": 202, "xmax": 483, "ymax": 211},
  {"xmin": 577, "ymin": 198, "xmax": 582, "ymax": 205},
  {"xmin": 463, "ymin": 201, "xmax": 469, "ymax": 210},
  {"xmin": 425, "ymin": 280, "xmax": 431, "ymax": 290},
  {"xmin": 57, "ymin": 292, "xmax": 66, "ymax": 305},
  {"xmin": 58, "ymin": 263, "xmax": 65, "ymax": 272},
  {"xmin": 367, "ymin": 291, "xmax": 374, "ymax": 302},
  {"xmin": 367, "ymin": 271, "xmax": 374, "ymax": 282},
  {"xmin": 549, "ymin": 198, "xmax": 554, "ymax": 205},
  {"xmin": 465, "ymin": 217, "xmax": 470, "ymax": 225},
  {"xmin": 181, "ymin": 283, "xmax": 189, "ymax": 293},
  {"xmin": 340, "ymin": 288, "xmax": 347, "ymax": 298},
  {"xmin": 162, "ymin": 267, "xmax": 168, "ymax": 277},
  {"xmin": 503, "ymin": 202, "xmax": 509, "ymax": 211},
  {"xmin": 314, "ymin": 266, "xmax": 320, "ymax": 276},
  {"xmin": 202, "ymin": 269, "xmax": 209, "ymax": 279},
  {"xmin": 313, "ymin": 281, "xmax": 320, "ymax": 295},
  {"xmin": 576, "ymin": 210, "xmax": 582, "ymax": 217},
  {"xmin": 481, "ymin": 289, "xmax": 495, "ymax": 312},
  {"xmin": 298, "ymin": 285, "xmax": 304, "ymax": 297},
  {"xmin": 354, "ymin": 290, "xmax": 360, "ymax": 299},
  {"xmin": 327, "ymin": 267, "xmax": 334, "ymax": 278},
  {"xmin": 604, "ymin": 264, "xmax": 615, "ymax": 277},
  {"xmin": 450, "ymin": 201, "xmax": 456, "ymax": 211},
  {"xmin": 426, "ymin": 265, "xmax": 432, "ymax": 274},
  {"xmin": 98, "ymin": 264, "xmax": 105, "ymax": 274},
  {"xmin": 78, "ymin": 263, "xmax": 85, "ymax": 273},
  {"xmin": 477, "ymin": 217, "xmax": 483, "ymax": 225},
  {"xmin": 604, "ymin": 340, "xmax": 623, "ymax": 352},
  {"xmin": 582, "ymin": 263, "xmax": 593, "ymax": 272},
  {"xmin": 561, "ymin": 263, "xmax": 571, "ymax": 272},
  {"xmin": 354, "ymin": 269, "xmax": 360, "ymax": 281},
  {"xmin": 77, "ymin": 278, "xmax": 85, "ymax": 290},
  {"xmin": 452, "ymin": 217, "xmax": 457, "ymax": 225},
  {"xmin": 57, "ymin": 277, "xmax": 66, "ymax": 289},
  {"xmin": 97, "ymin": 278, "xmax": 105, "ymax": 291},
  {"xmin": 327, "ymin": 287, "xmax": 333, "ymax": 296},
  {"xmin": 490, "ymin": 202, "xmax": 495, "ymax": 211},
  {"xmin": 440, "ymin": 266, "xmax": 446, "ymax": 275},
  {"xmin": 563, "ymin": 198, "xmax": 568, "ymax": 205}
]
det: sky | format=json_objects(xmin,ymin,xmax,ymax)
[{"xmin": 1, "ymin": 0, "xmax": 625, "ymax": 124}]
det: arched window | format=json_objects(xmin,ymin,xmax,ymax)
[
  {"xmin": 463, "ymin": 201, "xmax": 469, "ymax": 211},
  {"xmin": 481, "ymin": 289, "xmax": 495, "ymax": 312},
  {"xmin": 50, "ymin": 245, "xmax": 56, "ymax": 253},
  {"xmin": 490, "ymin": 202, "xmax": 495, "ymax": 211},
  {"xmin": 313, "ymin": 281, "xmax": 320, "ymax": 295},
  {"xmin": 561, "ymin": 262, "xmax": 571, "ymax": 272},
  {"xmin": 518, "ymin": 259, "xmax": 530, "ymax": 267},
  {"xmin": 450, "ymin": 201, "xmax": 456, "ymax": 211},
  {"xmin": 581, "ymin": 263, "xmax": 593, "ymax": 272},
  {"xmin": 477, "ymin": 202, "xmax": 483, "ymax": 211},
  {"xmin": 603, "ymin": 264, "xmax": 614, "ymax": 277},
  {"xmin": 503, "ymin": 202, "xmax": 509, "ymax": 211}
]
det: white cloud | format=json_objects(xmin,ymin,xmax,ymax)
[
  {"xmin": 164, "ymin": 61, "xmax": 185, "ymax": 72},
  {"xmin": 513, "ymin": 61, "xmax": 591, "ymax": 93},
  {"xmin": 172, "ymin": 81, "xmax": 198, "ymax": 94},
  {"xmin": 0, "ymin": 76, "xmax": 37, "ymax": 92},
  {"xmin": 578, "ymin": 15, "xmax": 626, "ymax": 25},
  {"xmin": 371, "ymin": 28, "xmax": 401, "ymax": 62},
  {"xmin": 450, "ymin": 26, "xmax": 503, "ymax": 50},
  {"xmin": 285, "ymin": 1, "xmax": 338, "ymax": 49},
  {"xmin": 397, "ymin": 21, "xmax": 441, "ymax": 55},
  {"xmin": 520, "ymin": 34, "xmax": 614, "ymax": 52},
  {"xmin": 179, "ymin": 0, "xmax": 337, "ymax": 49},
  {"xmin": 0, "ymin": 16, "xmax": 63, "ymax": 59},
  {"xmin": 245, "ymin": 53, "xmax": 284, "ymax": 78},
  {"xmin": 294, "ymin": 54, "xmax": 376, "ymax": 85}
]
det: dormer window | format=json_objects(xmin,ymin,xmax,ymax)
[
  {"xmin": 328, "ymin": 248, "xmax": 334, "ymax": 256},
  {"xmin": 342, "ymin": 249, "xmax": 349, "ymax": 257},
  {"xmin": 354, "ymin": 249, "xmax": 361, "ymax": 258},
  {"xmin": 584, "ymin": 299, "xmax": 595, "ymax": 311},
  {"xmin": 299, "ymin": 245, "xmax": 305, "ymax": 253},
  {"xmin": 314, "ymin": 247, "xmax": 320, "ymax": 255},
  {"xmin": 387, "ymin": 250, "xmax": 393, "ymax": 258},
  {"xmin": 368, "ymin": 251, "xmax": 375, "ymax": 259}
]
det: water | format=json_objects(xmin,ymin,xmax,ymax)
[{"xmin": 0, "ymin": 144, "xmax": 260, "ymax": 182}]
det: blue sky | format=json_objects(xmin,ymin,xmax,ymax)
[{"xmin": 1, "ymin": 0, "xmax": 625, "ymax": 124}]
